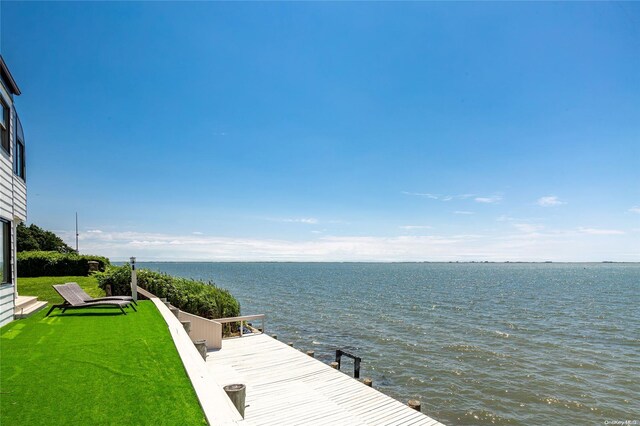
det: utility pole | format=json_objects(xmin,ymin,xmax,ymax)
[{"xmin": 75, "ymin": 212, "xmax": 79, "ymax": 253}]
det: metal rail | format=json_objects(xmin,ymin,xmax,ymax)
[
  {"xmin": 216, "ymin": 314, "xmax": 266, "ymax": 337},
  {"xmin": 335, "ymin": 349, "xmax": 362, "ymax": 378}
]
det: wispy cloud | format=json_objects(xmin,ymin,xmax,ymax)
[
  {"xmin": 453, "ymin": 211, "xmax": 475, "ymax": 215},
  {"xmin": 192, "ymin": 231, "xmax": 204, "ymax": 235},
  {"xmin": 475, "ymin": 195, "xmax": 502, "ymax": 204},
  {"xmin": 57, "ymin": 227, "xmax": 639, "ymax": 262},
  {"xmin": 402, "ymin": 192, "xmax": 475, "ymax": 201},
  {"xmin": 269, "ymin": 217, "xmax": 319, "ymax": 224},
  {"xmin": 537, "ymin": 196, "xmax": 566, "ymax": 207},
  {"xmin": 513, "ymin": 223, "xmax": 544, "ymax": 233},
  {"xmin": 402, "ymin": 191, "xmax": 440, "ymax": 199},
  {"xmin": 629, "ymin": 206, "xmax": 640, "ymax": 214},
  {"xmin": 86, "ymin": 229, "xmax": 103, "ymax": 234},
  {"xmin": 578, "ymin": 227, "xmax": 625, "ymax": 235},
  {"xmin": 399, "ymin": 225, "xmax": 433, "ymax": 230}
]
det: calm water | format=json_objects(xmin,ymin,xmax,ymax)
[{"xmin": 139, "ymin": 262, "xmax": 639, "ymax": 425}]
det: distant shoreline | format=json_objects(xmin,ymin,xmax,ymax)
[{"xmin": 112, "ymin": 260, "xmax": 640, "ymax": 264}]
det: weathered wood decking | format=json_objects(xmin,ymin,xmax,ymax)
[{"xmin": 207, "ymin": 334, "xmax": 445, "ymax": 425}]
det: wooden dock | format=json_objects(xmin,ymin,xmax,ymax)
[{"xmin": 207, "ymin": 334, "xmax": 444, "ymax": 425}]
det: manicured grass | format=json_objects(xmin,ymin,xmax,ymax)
[
  {"xmin": 17, "ymin": 275, "xmax": 105, "ymax": 303},
  {"xmin": 0, "ymin": 301, "xmax": 206, "ymax": 425}
]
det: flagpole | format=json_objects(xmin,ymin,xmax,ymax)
[{"xmin": 75, "ymin": 212, "xmax": 79, "ymax": 253}]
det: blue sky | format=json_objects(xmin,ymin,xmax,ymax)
[{"xmin": 2, "ymin": 2, "xmax": 639, "ymax": 261}]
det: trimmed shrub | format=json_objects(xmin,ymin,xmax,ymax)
[
  {"xmin": 17, "ymin": 251, "xmax": 110, "ymax": 277},
  {"xmin": 94, "ymin": 264, "xmax": 240, "ymax": 319}
]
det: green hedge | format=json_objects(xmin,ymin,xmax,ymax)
[
  {"xmin": 94, "ymin": 265, "xmax": 240, "ymax": 319},
  {"xmin": 17, "ymin": 251, "xmax": 111, "ymax": 277}
]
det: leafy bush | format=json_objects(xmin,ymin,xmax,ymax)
[
  {"xmin": 94, "ymin": 264, "xmax": 240, "ymax": 319},
  {"xmin": 17, "ymin": 251, "xmax": 110, "ymax": 277}
]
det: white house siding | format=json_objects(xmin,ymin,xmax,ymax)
[
  {"xmin": 0, "ymin": 156, "xmax": 12, "ymax": 218},
  {"xmin": 12, "ymin": 178, "xmax": 27, "ymax": 220},
  {"xmin": 0, "ymin": 76, "xmax": 26, "ymax": 327},
  {"xmin": 0, "ymin": 283, "xmax": 14, "ymax": 326}
]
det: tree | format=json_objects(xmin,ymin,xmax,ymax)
[{"xmin": 17, "ymin": 223, "xmax": 75, "ymax": 253}]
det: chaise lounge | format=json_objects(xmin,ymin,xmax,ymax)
[
  {"xmin": 66, "ymin": 282, "xmax": 137, "ymax": 305},
  {"xmin": 45, "ymin": 284, "xmax": 136, "ymax": 317}
]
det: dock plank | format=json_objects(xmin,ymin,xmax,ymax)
[{"xmin": 206, "ymin": 334, "xmax": 445, "ymax": 425}]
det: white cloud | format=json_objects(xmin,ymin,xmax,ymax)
[
  {"xmin": 474, "ymin": 195, "xmax": 502, "ymax": 204},
  {"xmin": 86, "ymin": 229, "xmax": 103, "ymax": 234},
  {"xmin": 513, "ymin": 223, "xmax": 544, "ymax": 233},
  {"xmin": 192, "ymin": 231, "xmax": 204, "ymax": 235},
  {"xmin": 578, "ymin": 227, "xmax": 625, "ymax": 235},
  {"xmin": 399, "ymin": 225, "xmax": 433, "ymax": 230},
  {"xmin": 629, "ymin": 206, "xmax": 640, "ymax": 214},
  {"xmin": 454, "ymin": 211, "xmax": 475, "ymax": 215},
  {"xmin": 269, "ymin": 217, "xmax": 319, "ymax": 224},
  {"xmin": 402, "ymin": 191, "xmax": 440, "ymax": 199},
  {"xmin": 537, "ymin": 196, "xmax": 566, "ymax": 207},
  {"xmin": 57, "ymin": 226, "xmax": 640, "ymax": 262},
  {"xmin": 402, "ymin": 192, "xmax": 476, "ymax": 201}
]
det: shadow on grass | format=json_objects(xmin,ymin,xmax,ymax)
[{"xmin": 46, "ymin": 310, "xmax": 131, "ymax": 317}]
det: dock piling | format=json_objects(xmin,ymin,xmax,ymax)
[
  {"xmin": 408, "ymin": 400, "xmax": 421, "ymax": 412},
  {"xmin": 169, "ymin": 306, "xmax": 180, "ymax": 318},
  {"xmin": 193, "ymin": 340, "xmax": 207, "ymax": 360},
  {"xmin": 224, "ymin": 384, "xmax": 246, "ymax": 418}
]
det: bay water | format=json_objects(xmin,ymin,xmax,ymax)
[{"xmin": 138, "ymin": 262, "xmax": 639, "ymax": 425}]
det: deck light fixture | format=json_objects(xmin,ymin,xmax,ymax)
[{"xmin": 130, "ymin": 256, "xmax": 137, "ymax": 302}]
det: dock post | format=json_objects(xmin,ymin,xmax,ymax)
[
  {"xmin": 272, "ymin": 334, "xmax": 278, "ymax": 340},
  {"xmin": 330, "ymin": 361, "xmax": 339, "ymax": 369},
  {"xmin": 408, "ymin": 400, "xmax": 421, "ymax": 412},
  {"xmin": 288, "ymin": 342, "xmax": 294, "ymax": 347},
  {"xmin": 354, "ymin": 357, "xmax": 361, "ymax": 379},
  {"xmin": 306, "ymin": 350, "xmax": 315, "ymax": 358},
  {"xmin": 193, "ymin": 340, "xmax": 207, "ymax": 360},
  {"xmin": 224, "ymin": 384, "xmax": 246, "ymax": 418},
  {"xmin": 363, "ymin": 378, "xmax": 372, "ymax": 387}
]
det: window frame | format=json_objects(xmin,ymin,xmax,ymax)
[
  {"xmin": 0, "ymin": 97, "xmax": 9, "ymax": 155},
  {"xmin": 0, "ymin": 219, "xmax": 11, "ymax": 285},
  {"xmin": 13, "ymin": 114, "xmax": 25, "ymax": 180}
]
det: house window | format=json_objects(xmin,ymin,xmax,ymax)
[
  {"xmin": 14, "ymin": 114, "xmax": 25, "ymax": 180},
  {"xmin": 0, "ymin": 98, "xmax": 9, "ymax": 154},
  {"xmin": 0, "ymin": 220, "xmax": 10, "ymax": 284}
]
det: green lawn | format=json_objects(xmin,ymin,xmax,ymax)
[
  {"xmin": 1, "ymin": 297, "xmax": 206, "ymax": 424},
  {"xmin": 17, "ymin": 275, "xmax": 105, "ymax": 303}
]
